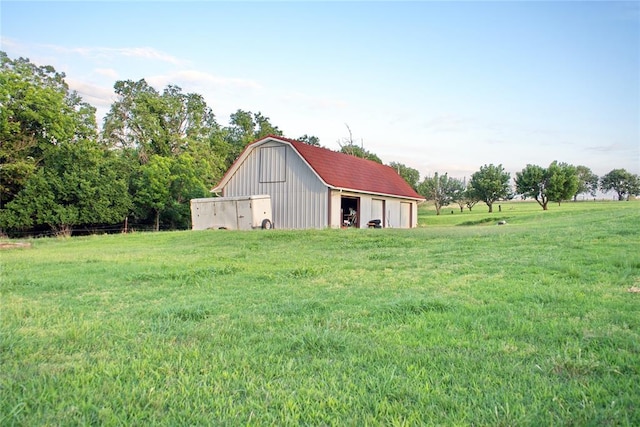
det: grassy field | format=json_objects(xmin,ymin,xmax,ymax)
[{"xmin": 1, "ymin": 201, "xmax": 639, "ymax": 425}]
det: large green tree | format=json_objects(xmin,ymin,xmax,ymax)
[
  {"xmin": 546, "ymin": 161, "xmax": 579, "ymax": 206},
  {"xmin": 102, "ymin": 79, "xmax": 222, "ymax": 162},
  {"xmin": 516, "ymin": 162, "xmax": 579, "ymax": 209},
  {"xmin": 600, "ymin": 169, "xmax": 640, "ymax": 201},
  {"xmin": 468, "ymin": 164, "xmax": 512, "ymax": 213},
  {"xmin": 0, "ymin": 51, "xmax": 96, "ymax": 208}
]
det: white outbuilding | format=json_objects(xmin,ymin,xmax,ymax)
[{"xmin": 211, "ymin": 135, "xmax": 425, "ymax": 229}]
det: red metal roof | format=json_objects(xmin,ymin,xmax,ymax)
[{"xmin": 282, "ymin": 136, "xmax": 424, "ymax": 199}]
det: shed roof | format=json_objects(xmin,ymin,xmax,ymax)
[{"xmin": 214, "ymin": 135, "xmax": 424, "ymax": 200}]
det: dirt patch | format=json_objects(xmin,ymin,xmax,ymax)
[
  {"xmin": 0, "ymin": 242, "xmax": 32, "ymax": 250},
  {"xmin": 628, "ymin": 286, "xmax": 640, "ymax": 294}
]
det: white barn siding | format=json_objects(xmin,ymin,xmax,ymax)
[
  {"xmin": 222, "ymin": 142, "xmax": 328, "ymax": 229},
  {"xmin": 329, "ymin": 190, "xmax": 418, "ymax": 228}
]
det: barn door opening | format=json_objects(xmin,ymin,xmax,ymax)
[{"xmin": 341, "ymin": 196, "xmax": 360, "ymax": 228}]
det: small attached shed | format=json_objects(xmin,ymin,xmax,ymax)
[{"xmin": 212, "ymin": 135, "xmax": 425, "ymax": 229}]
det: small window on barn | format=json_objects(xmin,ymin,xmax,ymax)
[{"xmin": 259, "ymin": 146, "xmax": 286, "ymax": 183}]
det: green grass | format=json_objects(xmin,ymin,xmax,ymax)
[{"xmin": 2, "ymin": 201, "xmax": 639, "ymax": 425}]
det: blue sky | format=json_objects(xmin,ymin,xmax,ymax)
[{"xmin": 2, "ymin": 1, "xmax": 638, "ymax": 180}]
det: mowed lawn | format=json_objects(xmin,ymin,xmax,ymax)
[{"xmin": 1, "ymin": 201, "xmax": 639, "ymax": 425}]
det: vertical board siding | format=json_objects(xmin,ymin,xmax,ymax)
[
  {"xmin": 259, "ymin": 146, "xmax": 286, "ymax": 182},
  {"xmin": 224, "ymin": 142, "xmax": 328, "ymax": 229}
]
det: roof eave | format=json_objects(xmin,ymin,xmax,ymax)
[{"xmin": 329, "ymin": 185, "xmax": 425, "ymax": 201}]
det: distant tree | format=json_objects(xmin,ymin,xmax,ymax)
[
  {"xmin": 468, "ymin": 164, "xmax": 512, "ymax": 213},
  {"xmin": 574, "ymin": 165, "xmax": 599, "ymax": 201},
  {"xmin": 600, "ymin": 169, "xmax": 640, "ymax": 201},
  {"xmin": 516, "ymin": 161, "xmax": 579, "ymax": 209},
  {"xmin": 297, "ymin": 134, "xmax": 321, "ymax": 147},
  {"xmin": 546, "ymin": 161, "xmax": 579, "ymax": 206},
  {"xmin": 448, "ymin": 177, "xmax": 467, "ymax": 212},
  {"xmin": 389, "ymin": 162, "xmax": 420, "ymax": 190},
  {"xmin": 418, "ymin": 172, "xmax": 460, "ymax": 215},
  {"xmin": 515, "ymin": 164, "xmax": 549, "ymax": 209},
  {"xmin": 337, "ymin": 124, "xmax": 381, "ymax": 163}
]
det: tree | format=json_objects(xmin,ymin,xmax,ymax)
[
  {"xmin": 515, "ymin": 164, "xmax": 549, "ymax": 209},
  {"xmin": 389, "ymin": 162, "xmax": 420, "ymax": 190},
  {"xmin": 0, "ymin": 51, "xmax": 97, "ymax": 208},
  {"xmin": 448, "ymin": 178, "xmax": 467, "ymax": 212},
  {"xmin": 600, "ymin": 169, "xmax": 640, "ymax": 201},
  {"xmin": 468, "ymin": 164, "xmax": 511, "ymax": 213},
  {"xmin": 130, "ymin": 153, "xmax": 209, "ymax": 231},
  {"xmin": 546, "ymin": 161, "xmax": 579, "ymax": 206},
  {"xmin": 222, "ymin": 110, "xmax": 283, "ymax": 165},
  {"xmin": 131, "ymin": 155, "xmax": 173, "ymax": 232},
  {"xmin": 418, "ymin": 172, "xmax": 460, "ymax": 215},
  {"xmin": 515, "ymin": 162, "xmax": 578, "ymax": 210},
  {"xmin": 337, "ymin": 124, "xmax": 382, "ymax": 163},
  {"xmin": 0, "ymin": 141, "xmax": 131, "ymax": 235},
  {"xmin": 102, "ymin": 79, "xmax": 221, "ymax": 163},
  {"xmin": 574, "ymin": 166, "xmax": 599, "ymax": 201},
  {"xmin": 297, "ymin": 134, "xmax": 321, "ymax": 147}
]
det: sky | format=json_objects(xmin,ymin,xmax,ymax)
[{"xmin": 1, "ymin": 1, "xmax": 639, "ymax": 181}]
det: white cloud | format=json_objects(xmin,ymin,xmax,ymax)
[
  {"xmin": 48, "ymin": 45, "xmax": 188, "ymax": 66},
  {"xmin": 65, "ymin": 77, "xmax": 115, "ymax": 108},
  {"xmin": 94, "ymin": 68, "xmax": 118, "ymax": 79}
]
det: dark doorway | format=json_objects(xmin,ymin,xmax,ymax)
[{"xmin": 341, "ymin": 196, "xmax": 360, "ymax": 228}]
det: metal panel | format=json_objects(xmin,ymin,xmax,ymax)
[
  {"xmin": 259, "ymin": 146, "xmax": 286, "ymax": 183},
  {"xmin": 223, "ymin": 142, "xmax": 328, "ymax": 229},
  {"xmin": 400, "ymin": 202, "xmax": 411, "ymax": 228},
  {"xmin": 371, "ymin": 199, "xmax": 384, "ymax": 225}
]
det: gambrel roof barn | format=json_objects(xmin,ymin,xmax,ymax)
[{"xmin": 213, "ymin": 135, "xmax": 424, "ymax": 229}]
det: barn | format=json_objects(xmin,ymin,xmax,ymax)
[{"xmin": 212, "ymin": 135, "xmax": 425, "ymax": 229}]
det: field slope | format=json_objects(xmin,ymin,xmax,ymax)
[{"xmin": 2, "ymin": 201, "xmax": 639, "ymax": 425}]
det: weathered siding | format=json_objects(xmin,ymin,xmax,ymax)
[{"xmin": 223, "ymin": 142, "xmax": 328, "ymax": 229}]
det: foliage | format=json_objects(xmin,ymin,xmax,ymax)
[
  {"xmin": 388, "ymin": 162, "xmax": 420, "ymax": 190},
  {"xmin": 297, "ymin": 134, "xmax": 322, "ymax": 147},
  {"xmin": 2, "ymin": 201, "xmax": 639, "ymax": 425},
  {"xmin": 600, "ymin": 168, "xmax": 640, "ymax": 201},
  {"xmin": 0, "ymin": 141, "xmax": 131, "ymax": 235},
  {"xmin": 102, "ymin": 79, "xmax": 222, "ymax": 162},
  {"xmin": 222, "ymin": 109, "xmax": 283, "ymax": 164},
  {"xmin": 0, "ymin": 51, "xmax": 97, "ymax": 208},
  {"xmin": 418, "ymin": 172, "xmax": 460, "ymax": 215},
  {"xmin": 468, "ymin": 164, "xmax": 512, "ymax": 213},
  {"xmin": 131, "ymin": 154, "xmax": 208, "ymax": 231},
  {"xmin": 574, "ymin": 165, "xmax": 599, "ymax": 201},
  {"xmin": 515, "ymin": 161, "xmax": 579, "ymax": 210}
]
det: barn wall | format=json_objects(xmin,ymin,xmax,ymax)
[{"xmin": 223, "ymin": 142, "xmax": 328, "ymax": 229}]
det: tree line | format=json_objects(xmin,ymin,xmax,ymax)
[
  {"xmin": 1, "ymin": 52, "xmax": 638, "ymax": 235},
  {"xmin": 413, "ymin": 162, "xmax": 639, "ymax": 216}
]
